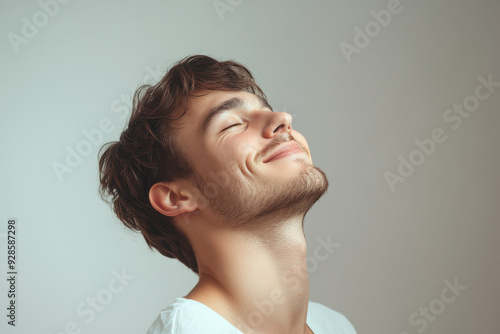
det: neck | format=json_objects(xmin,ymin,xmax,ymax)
[{"xmin": 183, "ymin": 214, "xmax": 311, "ymax": 334}]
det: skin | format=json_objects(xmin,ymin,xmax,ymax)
[{"xmin": 149, "ymin": 89, "xmax": 329, "ymax": 334}]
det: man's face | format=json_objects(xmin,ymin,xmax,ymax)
[{"xmin": 174, "ymin": 90, "xmax": 329, "ymax": 228}]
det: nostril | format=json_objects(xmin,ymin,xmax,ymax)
[{"xmin": 273, "ymin": 124, "xmax": 284, "ymax": 133}]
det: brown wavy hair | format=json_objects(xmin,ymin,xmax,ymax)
[{"xmin": 98, "ymin": 55, "xmax": 270, "ymax": 275}]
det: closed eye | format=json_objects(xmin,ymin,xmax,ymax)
[{"xmin": 221, "ymin": 123, "xmax": 242, "ymax": 132}]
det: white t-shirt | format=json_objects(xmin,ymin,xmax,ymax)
[{"xmin": 146, "ymin": 297, "xmax": 356, "ymax": 334}]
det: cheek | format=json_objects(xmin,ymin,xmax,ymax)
[
  {"xmin": 238, "ymin": 140, "xmax": 259, "ymax": 153},
  {"xmin": 228, "ymin": 133, "xmax": 260, "ymax": 153},
  {"xmin": 211, "ymin": 142, "xmax": 245, "ymax": 170}
]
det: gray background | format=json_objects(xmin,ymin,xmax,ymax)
[{"xmin": 1, "ymin": 0, "xmax": 499, "ymax": 333}]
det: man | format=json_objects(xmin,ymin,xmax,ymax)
[{"xmin": 98, "ymin": 55, "xmax": 356, "ymax": 333}]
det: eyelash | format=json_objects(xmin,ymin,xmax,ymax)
[
  {"xmin": 222, "ymin": 123, "xmax": 242, "ymax": 131},
  {"xmin": 219, "ymin": 110, "xmax": 273, "ymax": 132}
]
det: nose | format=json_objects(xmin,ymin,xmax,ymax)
[{"xmin": 263, "ymin": 111, "xmax": 293, "ymax": 138}]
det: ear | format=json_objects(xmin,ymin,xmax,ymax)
[{"xmin": 149, "ymin": 181, "xmax": 199, "ymax": 217}]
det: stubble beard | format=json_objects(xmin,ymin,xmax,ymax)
[{"xmin": 192, "ymin": 159, "xmax": 329, "ymax": 230}]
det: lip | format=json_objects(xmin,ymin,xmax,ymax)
[{"xmin": 263, "ymin": 141, "xmax": 305, "ymax": 163}]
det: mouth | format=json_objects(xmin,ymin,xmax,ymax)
[{"xmin": 263, "ymin": 141, "xmax": 306, "ymax": 163}]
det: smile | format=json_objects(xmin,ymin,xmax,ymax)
[{"xmin": 264, "ymin": 142, "xmax": 306, "ymax": 163}]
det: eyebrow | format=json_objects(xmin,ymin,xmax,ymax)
[{"xmin": 201, "ymin": 95, "xmax": 273, "ymax": 134}]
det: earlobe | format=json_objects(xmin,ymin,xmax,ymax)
[{"xmin": 149, "ymin": 182, "xmax": 198, "ymax": 217}]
